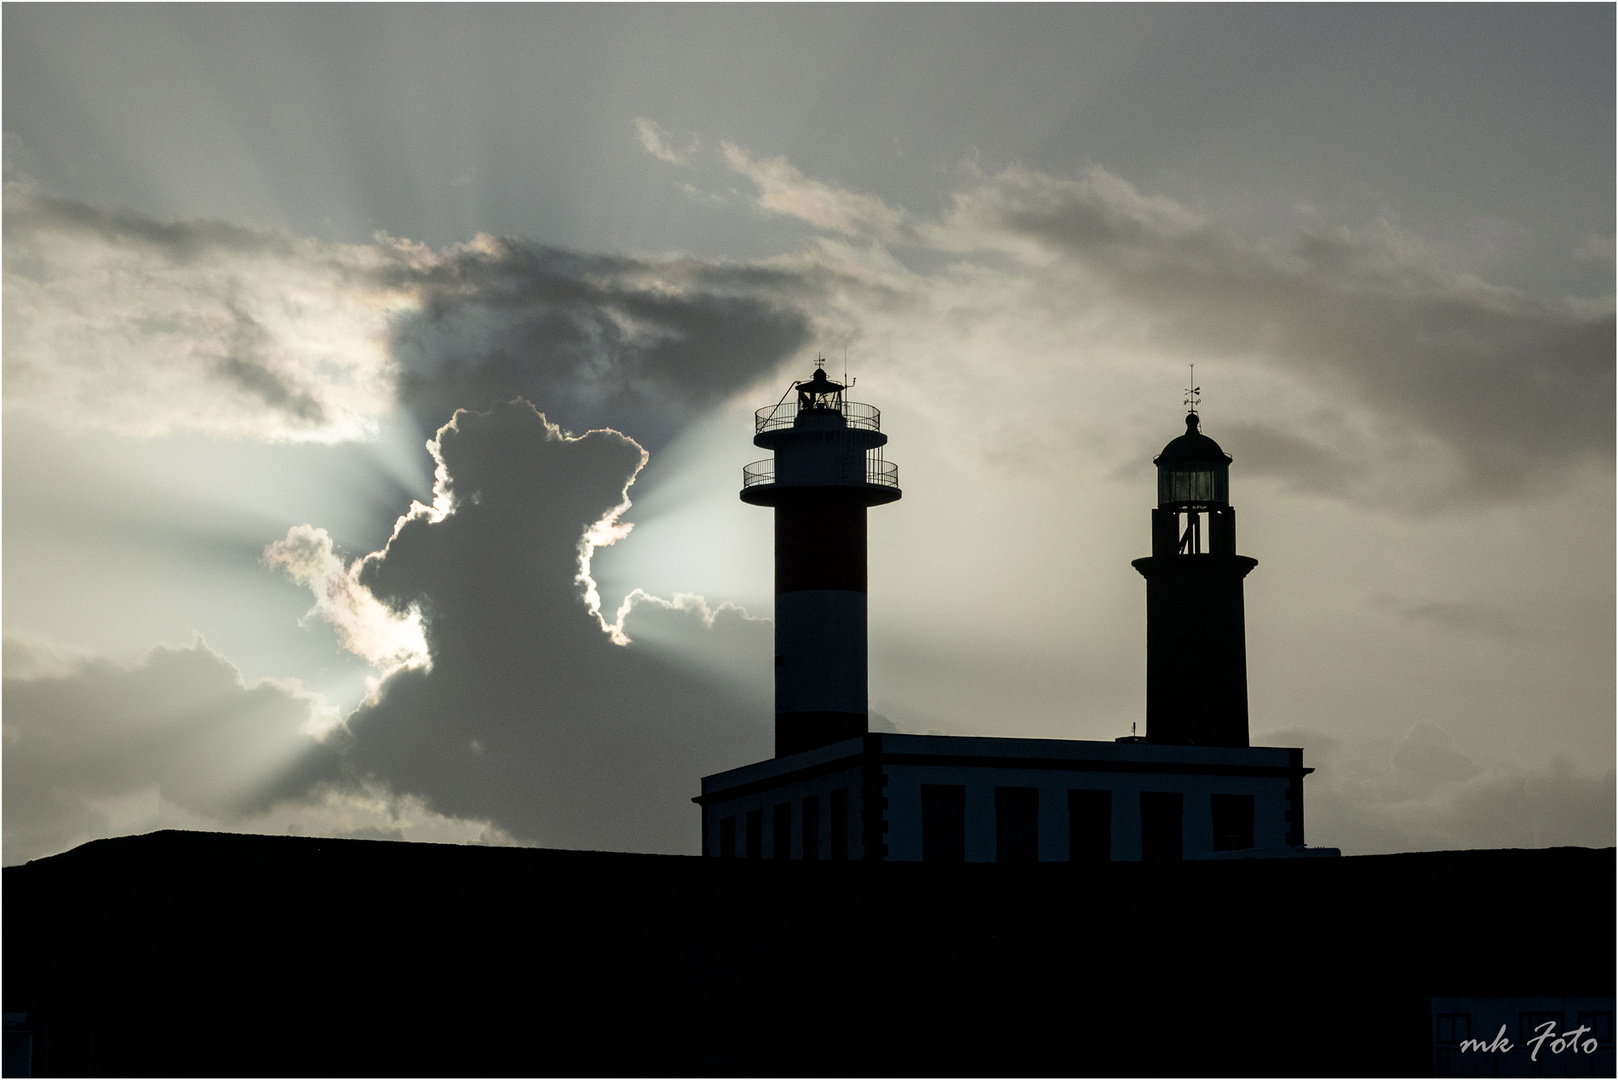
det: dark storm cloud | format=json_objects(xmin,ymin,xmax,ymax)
[
  {"xmin": 314, "ymin": 400, "xmax": 773, "ymax": 852},
  {"xmin": 2, "ymin": 636, "xmax": 341, "ymax": 862},
  {"xmin": 382, "ymin": 238, "xmax": 818, "ymax": 446},
  {"xmin": 3, "ymin": 186, "xmax": 821, "ymax": 445},
  {"xmin": 943, "ymin": 167, "xmax": 1615, "ymax": 503}
]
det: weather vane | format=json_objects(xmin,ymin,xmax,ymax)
[{"xmin": 1184, "ymin": 363, "xmax": 1200, "ymax": 414}]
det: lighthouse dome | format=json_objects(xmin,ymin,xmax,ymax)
[
  {"xmin": 1156, "ymin": 412, "xmax": 1230, "ymax": 465},
  {"xmin": 1154, "ymin": 412, "xmax": 1231, "ymax": 507}
]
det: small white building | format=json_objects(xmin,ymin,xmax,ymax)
[{"xmin": 696, "ymin": 732, "xmax": 1314, "ymax": 862}]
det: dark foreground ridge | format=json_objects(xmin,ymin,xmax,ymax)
[{"xmin": 5, "ymin": 832, "xmax": 1612, "ymax": 1077}]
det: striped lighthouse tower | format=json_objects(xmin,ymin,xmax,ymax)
[{"xmin": 741, "ymin": 362, "xmax": 901, "ymax": 757}]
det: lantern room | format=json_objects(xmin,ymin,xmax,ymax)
[{"xmin": 1151, "ymin": 412, "xmax": 1236, "ymax": 557}]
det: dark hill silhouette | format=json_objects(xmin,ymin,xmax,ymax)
[{"xmin": 4, "ymin": 831, "xmax": 1612, "ymax": 1076}]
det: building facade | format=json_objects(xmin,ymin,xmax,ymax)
[
  {"xmin": 700, "ymin": 370, "xmax": 1331, "ymax": 862},
  {"xmin": 696, "ymin": 733, "xmax": 1312, "ymax": 862}
]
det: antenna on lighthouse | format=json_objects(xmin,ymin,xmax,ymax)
[{"xmin": 1184, "ymin": 363, "xmax": 1201, "ymax": 414}]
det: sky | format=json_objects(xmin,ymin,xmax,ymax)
[{"xmin": 3, "ymin": 4, "xmax": 1613, "ymax": 864}]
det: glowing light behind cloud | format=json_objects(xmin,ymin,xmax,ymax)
[{"xmin": 263, "ymin": 524, "xmax": 431, "ymax": 679}]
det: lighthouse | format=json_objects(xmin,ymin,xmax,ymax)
[
  {"xmin": 740, "ymin": 363, "xmax": 901, "ymax": 757},
  {"xmin": 699, "ymin": 381, "xmax": 1323, "ymax": 863},
  {"xmin": 1131, "ymin": 407, "xmax": 1258, "ymax": 747}
]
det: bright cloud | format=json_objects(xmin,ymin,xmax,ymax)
[
  {"xmin": 3, "ymin": 185, "xmax": 410, "ymax": 442},
  {"xmin": 263, "ymin": 524, "xmax": 431, "ymax": 676},
  {"xmin": 721, "ymin": 142, "xmax": 912, "ymax": 242}
]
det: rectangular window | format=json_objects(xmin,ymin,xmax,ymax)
[
  {"xmin": 773, "ymin": 803, "xmax": 792, "ymax": 860},
  {"xmin": 1435, "ymin": 1014, "xmax": 1470, "ymax": 1045},
  {"xmin": 745, "ymin": 809, "xmax": 762, "ymax": 860},
  {"xmin": 1211, "ymin": 793, "xmax": 1255, "ymax": 852},
  {"xmin": 921, "ymin": 785, "xmax": 966, "ymax": 862},
  {"xmin": 830, "ymin": 789, "xmax": 849, "ymax": 861},
  {"xmin": 996, "ymin": 787, "xmax": 1039, "ymax": 863},
  {"xmin": 1068, "ymin": 789, "xmax": 1111, "ymax": 862},
  {"xmin": 1140, "ymin": 792, "xmax": 1183, "ymax": 862},
  {"xmin": 801, "ymin": 796, "xmax": 820, "ymax": 862},
  {"xmin": 719, "ymin": 816, "xmax": 736, "ymax": 859}
]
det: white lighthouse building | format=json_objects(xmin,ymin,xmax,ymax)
[{"xmin": 695, "ymin": 368, "xmax": 1333, "ymax": 863}]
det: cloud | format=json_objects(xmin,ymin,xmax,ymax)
[
  {"xmin": 939, "ymin": 164, "xmax": 1210, "ymax": 256},
  {"xmin": 263, "ymin": 524, "xmax": 431, "ymax": 679},
  {"xmin": 634, "ymin": 118, "xmax": 698, "ymax": 167},
  {"xmin": 0, "ymin": 398, "xmax": 765, "ymax": 860},
  {"xmin": 23, "ymin": 150, "xmax": 1601, "ymax": 507},
  {"xmin": 383, "ymin": 234, "xmax": 823, "ymax": 446},
  {"xmin": 723, "ymin": 142, "xmax": 913, "ymax": 242},
  {"xmin": 3, "ymin": 186, "xmax": 819, "ymax": 448},
  {"xmin": 1, "ymin": 635, "xmax": 342, "ymax": 862},
  {"xmin": 2, "ymin": 185, "xmax": 408, "ymax": 442},
  {"xmin": 1260, "ymin": 722, "xmax": 1615, "ymax": 854},
  {"xmin": 947, "ymin": 167, "xmax": 1614, "ymax": 503},
  {"xmin": 9, "ymin": 146, "xmax": 1610, "ymax": 506},
  {"xmin": 318, "ymin": 400, "xmax": 773, "ymax": 852},
  {"xmin": 720, "ymin": 151, "xmax": 1614, "ymax": 507},
  {"xmin": 2, "ymin": 396, "xmax": 762, "ymax": 863}
]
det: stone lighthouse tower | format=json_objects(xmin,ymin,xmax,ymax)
[
  {"xmin": 1131, "ymin": 406, "xmax": 1258, "ymax": 747},
  {"xmin": 741, "ymin": 362, "xmax": 901, "ymax": 757}
]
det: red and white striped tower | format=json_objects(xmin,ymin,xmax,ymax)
[{"xmin": 741, "ymin": 363, "xmax": 901, "ymax": 757}]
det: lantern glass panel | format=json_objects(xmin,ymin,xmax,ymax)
[{"xmin": 1158, "ymin": 464, "xmax": 1229, "ymax": 506}]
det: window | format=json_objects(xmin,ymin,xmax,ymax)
[
  {"xmin": 773, "ymin": 803, "xmax": 792, "ymax": 860},
  {"xmin": 1140, "ymin": 792, "xmax": 1183, "ymax": 862},
  {"xmin": 719, "ymin": 816, "xmax": 736, "ymax": 859},
  {"xmin": 1435, "ymin": 1014, "xmax": 1470, "ymax": 1045},
  {"xmin": 1211, "ymin": 794, "xmax": 1255, "ymax": 852},
  {"xmin": 830, "ymin": 789, "xmax": 849, "ymax": 861},
  {"xmin": 1068, "ymin": 790, "xmax": 1111, "ymax": 862},
  {"xmin": 802, "ymin": 796, "xmax": 820, "ymax": 862},
  {"xmin": 1578, "ymin": 1012, "xmax": 1612, "ymax": 1043},
  {"xmin": 921, "ymin": 785, "xmax": 966, "ymax": 862},
  {"xmin": 996, "ymin": 787, "xmax": 1039, "ymax": 863},
  {"xmin": 745, "ymin": 809, "xmax": 762, "ymax": 860}
]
